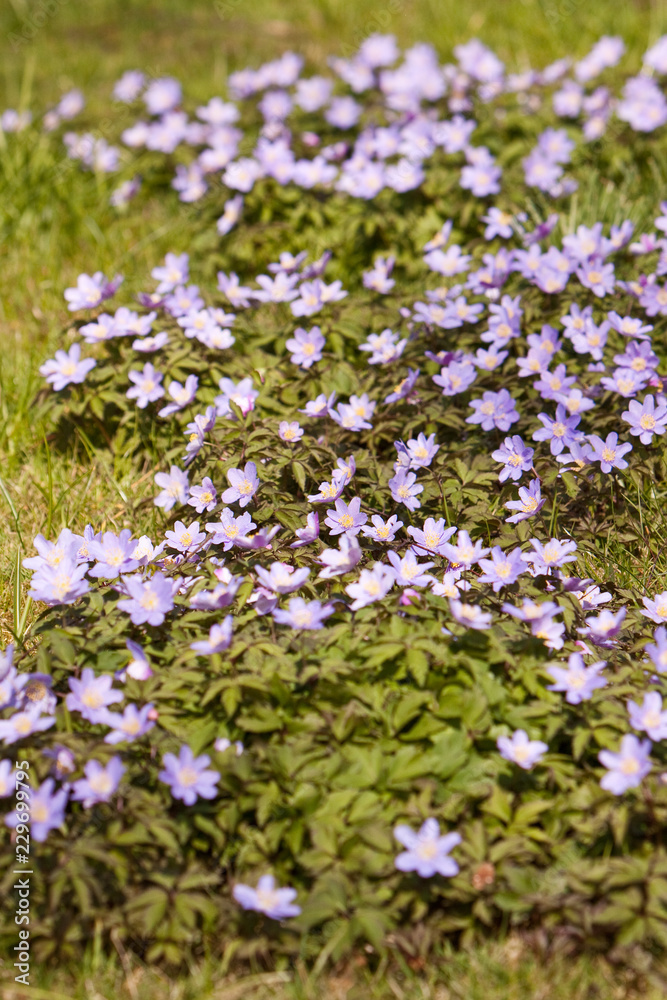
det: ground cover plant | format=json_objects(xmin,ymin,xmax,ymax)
[{"xmin": 5, "ymin": 4, "xmax": 667, "ymax": 989}]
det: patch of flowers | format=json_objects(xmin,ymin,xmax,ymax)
[{"xmin": 5, "ymin": 31, "xmax": 667, "ymax": 968}]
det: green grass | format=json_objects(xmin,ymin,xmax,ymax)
[
  {"xmin": 3, "ymin": 0, "xmax": 667, "ymax": 992},
  {"xmin": 7, "ymin": 938, "xmax": 667, "ymax": 999}
]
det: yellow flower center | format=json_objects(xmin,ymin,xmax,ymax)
[
  {"xmin": 82, "ymin": 690, "xmax": 103, "ymax": 708},
  {"xmin": 178, "ymin": 767, "xmax": 199, "ymax": 786},
  {"xmin": 32, "ymin": 803, "xmax": 49, "ymax": 823},
  {"xmin": 89, "ymin": 773, "xmax": 113, "ymax": 795}
]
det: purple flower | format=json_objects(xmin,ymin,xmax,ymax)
[
  {"xmin": 158, "ymin": 375, "xmax": 199, "ymax": 417},
  {"xmin": 272, "ymin": 597, "xmax": 335, "ymax": 630},
  {"xmin": 363, "ymin": 254, "xmax": 395, "ymax": 293},
  {"xmin": 449, "ymin": 600, "xmax": 492, "ymax": 630},
  {"xmin": 159, "ymin": 744, "xmax": 220, "ymax": 805},
  {"xmin": 117, "ymin": 572, "xmax": 175, "ymax": 626},
  {"xmin": 345, "ymin": 563, "xmax": 395, "ymax": 610},
  {"xmin": 523, "ymin": 151, "xmax": 563, "ymax": 192},
  {"xmin": 600, "ymin": 367, "xmax": 648, "ymax": 399},
  {"xmin": 23, "ymin": 528, "xmax": 80, "ymax": 573},
  {"xmin": 290, "ymin": 512, "xmax": 320, "ymax": 549},
  {"xmin": 576, "ymin": 258, "xmax": 615, "ymax": 297},
  {"xmin": 255, "ymin": 563, "xmax": 310, "ymax": 594},
  {"xmin": 578, "ymin": 607, "xmax": 627, "ymax": 646},
  {"xmin": 154, "ymin": 465, "xmax": 189, "ymax": 510},
  {"xmin": 599, "ymin": 735, "xmax": 652, "ymax": 795},
  {"xmin": 641, "ymin": 591, "xmax": 667, "ymax": 624},
  {"xmin": 478, "ymin": 546, "xmax": 526, "ymax": 591},
  {"xmin": 324, "ymin": 497, "xmax": 367, "ymax": 536},
  {"xmin": 164, "ymin": 520, "xmax": 207, "ymax": 555},
  {"xmin": 388, "ymin": 469, "xmax": 423, "ymax": 511},
  {"xmin": 497, "ymin": 729, "xmax": 548, "ymax": 770},
  {"xmin": 394, "ymin": 818, "xmax": 461, "ymax": 878},
  {"xmin": 254, "ymin": 271, "xmax": 300, "ymax": 303},
  {"xmin": 532, "ymin": 405, "xmax": 582, "ymax": 455},
  {"xmin": 144, "ymin": 77, "xmax": 182, "ymax": 115},
  {"xmin": 285, "ymin": 326, "xmax": 325, "ymax": 368},
  {"xmin": 71, "ymin": 756, "xmax": 125, "ymax": 807},
  {"xmin": 491, "ymin": 435, "xmax": 534, "ymax": 482},
  {"xmin": 387, "ymin": 550, "xmax": 435, "ymax": 587},
  {"xmin": 5, "ymin": 777, "xmax": 67, "ymax": 842},
  {"xmin": 441, "ymin": 529, "xmax": 490, "ymax": 568},
  {"xmin": 307, "ymin": 473, "xmax": 346, "ymax": 504},
  {"xmin": 384, "ymin": 367, "xmax": 420, "ymax": 404},
  {"xmin": 607, "ymin": 312, "xmax": 653, "ymax": 339},
  {"xmin": 587, "ymin": 433, "xmax": 633, "ymax": 473},
  {"xmin": 126, "ymin": 363, "xmax": 165, "ymax": 408},
  {"xmin": 214, "ymin": 377, "xmax": 258, "ymax": 420},
  {"xmin": 88, "ymin": 529, "xmax": 139, "ymax": 579},
  {"xmin": 64, "ymin": 271, "xmax": 122, "ymax": 311},
  {"xmin": 40, "ymin": 343, "xmax": 96, "ymax": 390},
  {"xmin": 432, "ymin": 360, "xmax": 477, "ymax": 396},
  {"xmin": 233, "ymin": 874, "xmax": 301, "ymax": 919},
  {"xmin": 279, "ymin": 421, "xmax": 304, "ymax": 443},
  {"xmin": 467, "ymin": 389, "xmax": 519, "ymax": 432},
  {"xmin": 406, "ymin": 518, "xmax": 456, "ymax": 557},
  {"xmin": 0, "ymin": 759, "xmax": 14, "ymax": 796},
  {"xmin": 522, "ymin": 537, "xmax": 578, "ymax": 575},
  {"xmin": 120, "ymin": 640, "xmax": 153, "ymax": 682},
  {"xmin": 217, "ymin": 195, "xmax": 244, "ymax": 235},
  {"xmin": 317, "ymin": 535, "xmax": 362, "ymax": 578},
  {"xmin": 613, "ymin": 341, "xmax": 658, "ymax": 374},
  {"xmin": 0, "ymin": 707, "xmax": 55, "ymax": 745},
  {"xmin": 482, "ymin": 207, "xmax": 514, "ymax": 239},
  {"xmin": 188, "ymin": 478, "xmax": 218, "ymax": 514},
  {"xmin": 330, "ymin": 393, "xmax": 376, "ymax": 431},
  {"xmin": 299, "ymin": 391, "xmax": 337, "ymax": 419},
  {"xmin": 460, "ymin": 159, "xmax": 502, "ymax": 197},
  {"xmin": 102, "ymin": 703, "xmax": 156, "ymax": 744},
  {"xmin": 66, "ymin": 667, "xmax": 123, "ymax": 723},
  {"xmin": 622, "ymin": 395, "xmax": 667, "ymax": 444},
  {"xmin": 189, "ymin": 572, "xmax": 242, "ymax": 610},
  {"xmin": 190, "ymin": 616, "xmax": 234, "ymax": 655},
  {"xmin": 645, "ymin": 626, "xmax": 667, "ymax": 672},
  {"xmin": 206, "ymin": 509, "xmax": 255, "ymax": 548},
  {"xmin": 533, "ymin": 365, "xmax": 577, "ymax": 402},
  {"xmin": 546, "ymin": 652, "xmax": 607, "ymax": 704},
  {"xmin": 627, "ymin": 692, "xmax": 667, "ymax": 740},
  {"xmin": 114, "ymin": 69, "xmax": 146, "ymax": 102},
  {"xmin": 405, "ymin": 433, "xmax": 440, "ymax": 469},
  {"xmin": 222, "ymin": 462, "xmax": 260, "ymax": 507},
  {"xmin": 28, "ymin": 558, "xmax": 90, "ymax": 605}
]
